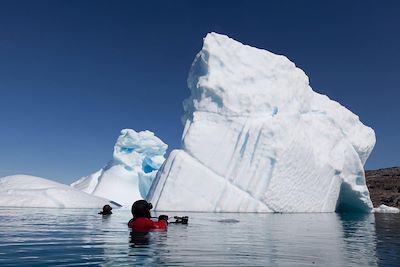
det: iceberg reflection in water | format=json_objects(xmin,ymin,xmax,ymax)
[{"xmin": 0, "ymin": 208, "xmax": 398, "ymax": 266}]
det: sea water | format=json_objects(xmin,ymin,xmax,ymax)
[{"xmin": 0, "ymin": 208, "xmax": 399, "ymax": 266}]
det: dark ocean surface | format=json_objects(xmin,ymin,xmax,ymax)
[{"xmin": 0, "ymin": 208, "xmax": 398, "ymax": 266}]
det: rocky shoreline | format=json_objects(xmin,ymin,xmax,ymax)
[{"xmin": 366, "ymin": 167, "xmax": 400, "ymax": 208}]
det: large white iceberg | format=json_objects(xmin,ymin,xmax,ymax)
[
  {"xmin": 148, "ymin": 33, "xmax": 376, "ymax": 213},
  {"xmin": 0, "ymin": 175, "xmax": 114, "ymax": 208},
  {"xmin": 72, "ymin": 129, "xmax": 167, "ymax": 206}
]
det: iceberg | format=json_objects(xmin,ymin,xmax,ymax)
[
  {"xmin": 0, "ymin": 175, "xmax": 114, "ymax": 208},
  {"xmin": 72, "ymin": 129, "xmax": 167, "ymax": 206},
  {"xmin": 373, "ymin": 204, "xmax": 400, "ymax": 213},
  {"xmin": 148, "ymin": 33, "xmax": 376, "ymax": 213}
]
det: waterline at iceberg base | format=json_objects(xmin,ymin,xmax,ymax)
[{"xmin": 148, "ymin": 32, "xmax": 376, "ymax": 213}]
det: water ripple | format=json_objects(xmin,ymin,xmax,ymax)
[{"xmin": 0, "ymin": 209, "xmax": 399, "ymax": 266}]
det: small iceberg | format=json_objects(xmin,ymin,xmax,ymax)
[
  {"xmin": 373, "ymin": 204, "xmax": 400, "ymax": 213},
  {"xmin": 0, "ymin": 175, "xmax": 115, "ymax": 208},
  {"xmin": 72, "ymin": 129, "xmax": 167, "ymax": 206}
]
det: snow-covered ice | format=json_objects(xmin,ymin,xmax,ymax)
[
  {"xmin": 373, "ymin": 204, "xmax": 400, "ymax": 213},
  {"xmin": 72, "ymin": 129, "xmax": 167, "ymax": 206},
  {"xmin": 0, "ymin": 175, "xmax": 114, "ymax": 208},
  {"xmin": 148, "ymin": 32, "xmax": 376, "ymax": 213}
]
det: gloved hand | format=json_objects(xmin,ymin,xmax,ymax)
[{"xmin": 158, "ymin": 215, "xmax": 168, "ymax": 222}]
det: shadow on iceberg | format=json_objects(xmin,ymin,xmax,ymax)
[{"xmin": 335, "ymin": 182, "xmax": 372, "ymax": 213}]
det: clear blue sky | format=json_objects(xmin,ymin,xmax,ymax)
[{"xmin": 0, "ymin": 1, "xmax": 398, "ymax": 184}]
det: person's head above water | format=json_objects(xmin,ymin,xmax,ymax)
[
  {"xmin": 131, "ymin": 200, "xmax": 153, "ymax": 219},
  {"xmin": 99, "ymin": 204, "xmax": 113, "ymax": 215}
]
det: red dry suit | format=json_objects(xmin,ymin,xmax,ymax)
[{"xmin": 128, "ymin": 217, "xmax": 168, "ymax": 232}]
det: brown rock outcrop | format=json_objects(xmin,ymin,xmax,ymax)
[{"xmin": 366, "ymin": 167, "xmax": 400, "ymax": 208}]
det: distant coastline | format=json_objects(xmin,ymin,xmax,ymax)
[{"xmin": 366, "ymin": 167, "xmax": 400, "ymax": 208}]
